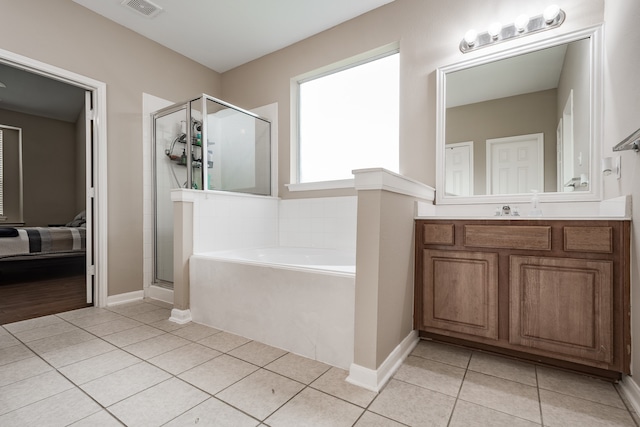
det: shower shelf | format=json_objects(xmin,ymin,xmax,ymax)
[{"xmin": 613, "ymin": 127, "xmax": 640, "ymax": 152}]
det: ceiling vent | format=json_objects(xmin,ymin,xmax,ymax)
[{"xmin": 121, "ymin": 0, "xmax": 163, "ymax": 19}]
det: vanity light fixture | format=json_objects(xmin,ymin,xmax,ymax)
[{"xmin": 460, "ymin": 4, "xmax": 565, "ymax": 53}]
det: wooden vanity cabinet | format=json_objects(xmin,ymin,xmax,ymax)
[{"xmin": 414, "ymin": 219, "xmax": 631, "ymax": 376}]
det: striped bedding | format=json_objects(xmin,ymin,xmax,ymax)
[{"xmin": 0, "ymin": 227, "xmax": 86, "ymax": 260}]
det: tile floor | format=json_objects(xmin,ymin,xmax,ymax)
[{"xmin": 0, "ymin": 299, "xmax": 638, "ymax": 426}]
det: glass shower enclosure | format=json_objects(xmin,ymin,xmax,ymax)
[{"xmin": 152, "ymin": 94, "xmax": 271, "ymax": 287}]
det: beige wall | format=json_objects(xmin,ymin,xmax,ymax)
[
  {"xmin": 75, "ymin": 109, "xmax": 86, "ymax": 215},
  {"xmin": 0, "ymin": 0, "xmax": 221, "ymax": 296},
  {"xmin": 603, "ymin": 0, "xmax": 640, "ymax": 383},
  {"xmin": 0, "ymin": 109, "xmax": 77, "ymax": 226},
  {"xmin": 221, "ymin": 0, "xmax": 604, "ymax": 199},
  {"xmin": 1, "ymin": 126, "xmax": 21, "ymax": 224},
  {"xmin": 446, "ymin": 90, "xmax": 558, "ymax": 193}
]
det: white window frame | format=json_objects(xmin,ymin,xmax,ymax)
[{"xmin": 288, "ymin": 43, "xmax": 399, "ymax": 192}]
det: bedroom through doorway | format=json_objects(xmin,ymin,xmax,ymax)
[{"xmin": 0, "ymin": 56, "xmax": 104, "ymax": 324}]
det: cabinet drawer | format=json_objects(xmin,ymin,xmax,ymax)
[
  {"xmin": 564, "ymin": 226, "xmax": 613, "ymax": 253},
  {"xmin": 464, "ymin": 225, "xmax": 551, "ymax": 250},
  {"xmin": 423, "ymin": 223, "xmax": 455, "ymax": 245}
]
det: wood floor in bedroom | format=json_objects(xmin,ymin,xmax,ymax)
[{"xmin": 0, "ymin": 262, "xmax": 90, "ymax": 325}]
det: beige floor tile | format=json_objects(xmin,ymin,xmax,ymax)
[
  {"xmin": 109, "ymin": 378, "xmax": 209, "ymax": 426},
  {"xmin": 228, "ymin": 341, "xmax": 287, "ymax": 367},
  {"xmin": 217, "ymin": 369, "xmax": 305, "ymax": 420},
  {"xmin": 65, "ymin": 310, "xmax": 125, "ymax": 328},
  {"xmin": 394, "ymin": 355, "xmax": 465, "ymax": 397},
  {"xmin": 144, "ymin": 298, "xmax": 174, "ymax": 309},
  {"xmin": 179, "ymin": 354, "xmax": 257, "ymax": 395},
  {"xmin": 0, "ymin": 356, "xmax": 53, "ymax": 387},
  {"xmin": 3, "ymin": 314, "xmax": 63, "ymax": 334},
  {"xmin": 56, "ymin": 306, "xmax": 108, "ymax": 322},
  {"xmin": 128, "ymin": 307, "xmax": 171, "ymax": 324},
  {"xmin": 68, "ymin": 409, "xmax": 123, "ymax": 426},
  {"xmin": 265, "ymin": 352, "xmax": 330, "ymax": 384},
  {"xmin": 122, "ymin": 332, "xmax": 190, "ymax": 360},
  {"xmin": 0, "ymin": 387, "xmax": 101, "ymax": 426},
  {"xmin": 354, "ymin": 411, "xmax": 406, "ymax": 426},
  {"xmin": 148, "ymin": 318, "xmax": 188, "ymax": 332},
  {"xmin": 468, "ymin": 351, "xmax": 537, "ymax": 386},
  {"xmin": 101, "ymin": 325, "xmax": 164, "ymax": 347},
  {"xmin": 107, "ymin": 301, "xmax": 161, "ymax": 317},
  {"xmin": 0, "ymin": 343, "xmax": 34, "ymax": 366},
  {"xmin": 80, "ymin": 361, "xmax": 171, "ymax": 407},
  {"xmin": 0, "ymin": 370, "xmax": 74, "ymax": 415},
  {"xmin": 164, "ymin": 397, "xmax": 259, "ymax": 427},
  {"xmin": 369, "ymin": 379, "xmax": 455, "ymax": 427},
  {"xmin": 450, "ymin": 400, "xmax": 541, "ymax": 427},
  {"xmin": 268, "ymin": 387, "xmax": 363, "ymax": 427},
  {"xmin": 59, "ymin": 349, "xmax": 140, "ymax": 385},
  {"xmin": 311, "ymin": 367, "xmax": 377, "ymax": 408},
  {"xmin": 198, "ymin": 331, "xmax": 251, "ymax": 353},
  {"xmin": 537, "ymin": 366, "xmax": 625, "ymax": 409},
  {"xmin": 26, "ymin": 329, "xmax": 95, "ymax": 354},
  {"xmin": 0, "ymin": 333, "xmax": 20, "ymax": 350},
  {"xmin": 459, "ymin": 371, "xmax": 540, "ymax": 423},
  {"xmin": 411, "ymin": 340, "xmax": 472, "ymax": 368},
  {"xmin": 12, "ymin": 320, "xmax": 78, "ymax": 343},
  {"xmin": 84, "ymin": 317, "xmax": 143, "ymax": 337},
  {"xmin": 170, "ymin": 322, "xmax": 221, "ymax": 341},
  {"xmin": 40, "ymin": 338, "xmax": 116, "ymax": 368},
  {"xmin": 148, "ymin": 342, "xmax": 221, "ymax": 375},
  {"xmin": 540, "ymin": 389, "xmax": 635, "ymax": 426}
]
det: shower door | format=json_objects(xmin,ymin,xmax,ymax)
[{"xmin": 153, "ymin": 106, "xmax": 188, "ymax": 287}]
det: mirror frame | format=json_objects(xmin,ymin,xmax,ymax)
[{"xmin": 435, "ymin": 25, "xmax": 603, "ymax": 205}]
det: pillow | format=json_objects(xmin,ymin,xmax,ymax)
[{"xmin": 66, "ymin": 211, "xmax": 86, "ymax": 227}]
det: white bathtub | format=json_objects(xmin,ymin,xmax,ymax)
[{"xmin": 189, "ymin": 247, "xmax": 356, "ymax": 369}]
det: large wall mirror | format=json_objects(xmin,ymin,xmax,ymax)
[{"xmin": 435, "ymin": 26, "xmax": 603, "ymax": 205}]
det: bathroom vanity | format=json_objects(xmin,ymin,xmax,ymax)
[{"xmin": 414, "ymin": 218, "xmax": 631, "ymax": 377}]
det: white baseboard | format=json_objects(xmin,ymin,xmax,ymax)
[
  {"xmin": 619, "ymin": 375, "xmax": 640, "ymax": 414},
  {"xmin": 146, "ymin": 285, "xmax": 174, "ymax": 305},
  {"xmin": 170, "ymin": 308, "xmax": 192, "ymax": 324},
  {"xmin": 106, "ymin": 290, "xmax": 144, "ymax": 306},
  {"xmin": 346, "ymin": 330, "xmax": 419, "ymax": 392}
]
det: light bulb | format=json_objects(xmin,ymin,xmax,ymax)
[
  {"xmin": 464, "ymin": 29, "xmax": 478, "ymax": 46},
  {"xmin": 514, "ymin": 14, "xmax": 530, "ymax": 32},
  {"xmin": 488, "ymin": 22, "xmax": 502, "ymax": 39},
  {"xmin": 543, "ymin": 4, "xmax": 560, "ymax": 24}
]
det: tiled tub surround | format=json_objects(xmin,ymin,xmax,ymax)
[
  {"xmin": 1, "ymin": 300, "xmax": 637, "ymax": 426},
  {"xmin": 190, "ymin": 249, "xmax": 355, "ymax": 369},
  {"xmin": 187, "ymin": 192, "xmax": 358, "ymax": 368},
  {"xmin": 191, "ymin": 192, "xmax": 357, "ymax": 253}
]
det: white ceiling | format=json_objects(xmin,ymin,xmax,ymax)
[{"xmin": 72, "ymin": 0, "xmax": 395, "ymax": 73}]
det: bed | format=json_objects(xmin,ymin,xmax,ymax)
[{"xmin": 0, "ymin": 212, "xmax": 87, "ymax": 274}]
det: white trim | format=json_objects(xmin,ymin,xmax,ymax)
[
  {"xmin": 170, "ymin": 308, "xmax": 192, "ymax": 324},
  {"xmin": 619, "ymin": 375, "xmax": 640, "ymax": 415},
  {"xmin": 353, "ymin": 168, "xmax": 435, "ymax": 200},
  {"xmin": 146, "ymin": 285, "xmax": 174, "ymax": 305},
  {"xmin": 346, "ymin": 330, "xmax": 419, "ymax": 392},
  {"xmin": 0, "ymin": 47, "xmax": 108, "ymax": 308},
  {"xmin": 107, "ymin": 290, "xmax": 144, "ymax": 306},
  {"xmin": 286, "ymin": 179, "xmax": 354, "ymax": 192}
]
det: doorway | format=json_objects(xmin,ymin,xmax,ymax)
[
  {"xmin": 486, "ymin": 133, "xmax": 544, "ymax": 195},
  {"xmin": 0, "ymin": 48, "xmax": 107, "ymax": 321}
]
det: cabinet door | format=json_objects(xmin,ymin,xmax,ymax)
[
  {"xmin": 422, "ymin": 250, "xmax": 499, "ymax": 339},
  {"xmin": 509, "ymin": 256, "xmax": 613, "ymax": 363}
]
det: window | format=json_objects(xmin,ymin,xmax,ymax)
[{"xmin": 297, "ymin": 50, "xmax": 399, "ymax": 184}]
